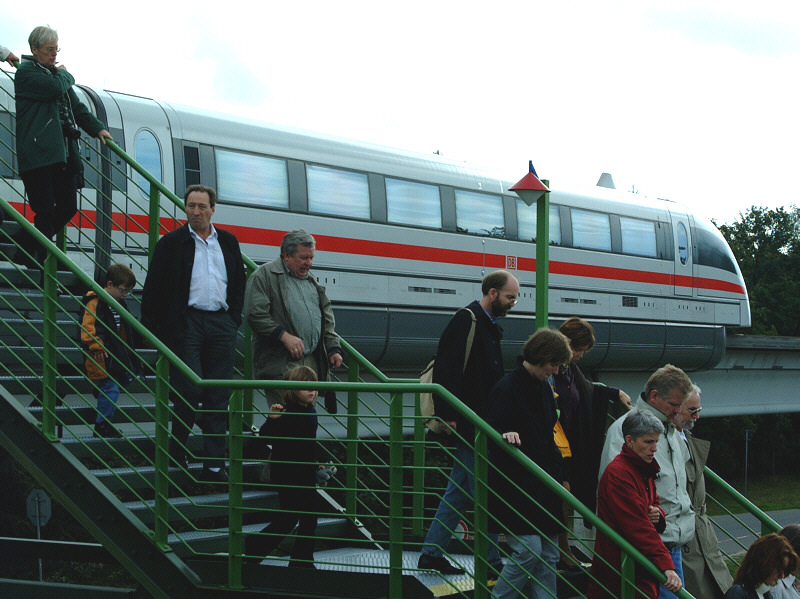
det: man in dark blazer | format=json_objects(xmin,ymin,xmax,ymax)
[
  {"xmin": 418, "ymin": 269, "xmax": 519, "ymax": 576},
  {"xmin": 141, "ymin": 184, "xmax": 246, "ymax": 482}
]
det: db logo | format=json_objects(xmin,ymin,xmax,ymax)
[{"xmin": 506, "ymin": 256, "xmax": 517, "ymax": 270}]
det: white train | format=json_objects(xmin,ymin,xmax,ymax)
[{"xmin": 0, "ymin": 76, "xmax": 750, "ymax": 372}]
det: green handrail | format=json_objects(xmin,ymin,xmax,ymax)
[{"xmin": 0, "ymin": 121, "xmax": 773, "ymax": 599}]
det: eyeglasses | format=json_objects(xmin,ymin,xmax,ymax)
[
  {"xmin": 116, "ymin": 286, "xmax": 132, "ymax": 295},
  {"xmin": 688, "ymin": 406, "xmax": 703, "ymax": 415},
  {"xmin": 39, "ymin": 46, "xmax": 60, "ymax": 54}
]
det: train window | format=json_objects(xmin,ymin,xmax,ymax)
[
  {"xmin": 678, "ymin": 223, "xmax": 689, "ymax": 265},
  {"xmin": 386, "ymin": 178, "xmax": 441, "ymax": 229},
  {"xmin": 134, "ymin": 129, "xmax": 162, "ymax": 194},
  {"xmin": 620, "ymin": 217, "xmax": 657, "ymax": 257},
  {"xmin": 307, "ymin": 164, "xmax": 370, "ymax": 219},
  {"xmin": 455, "ymin": 190, "xmax": 505, "ymax": 237},
  {"xmin": 696, "ymin": 227, "xmax": 738, "ymax": 274},
  {"xmin": 216, "ymin": 149, "xmax": 288, "ymax": 208},
  {"xmin": 517, "ymin": 201, "xmax": 562, "ymax": 245},
  {"xmin": 184, "ymin": 146, "xmax": 200, "ymax": 187},
  {"xmin": 571, "ymin": 209, "xmax": 611, "ymax": 251}
]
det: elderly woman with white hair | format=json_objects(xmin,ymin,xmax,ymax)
[
  {"xmin": 587, "ymin": 408, "xmax": 682, "ymax": 598},
  {"xmin": 12, "ymin": 25, "xmax": 111, "ymax": 266}
]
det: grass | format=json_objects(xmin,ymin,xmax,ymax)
[{"xmin": 707, "ymin": 474, "xmax": 800, "ymax": 516}]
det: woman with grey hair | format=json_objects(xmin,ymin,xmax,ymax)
[
  {"xmin": 12, "ymin": 25, "xmax": 112, "ymax": 267},
  {"xmin": 587, "ymin": 409, "xmax": 682, "ymax": 598}
]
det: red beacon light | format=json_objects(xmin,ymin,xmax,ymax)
[{"xmin": 509, "ymin": 161, "xmax": 550, "ymax": 206}]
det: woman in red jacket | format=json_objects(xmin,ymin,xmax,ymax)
[{"xmin": 587, "ymin": 408, "xmax": 682, "ymax": 598}]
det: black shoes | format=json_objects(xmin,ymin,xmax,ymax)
[
  {"xmin": 417, "ymin": 554, "xmax": 465, "ymax": 575},
  {"xmin": 199, "ymin": 467, "xmax": 229, "ymax": 483},
  {"xmin": 488, "ymin": 560, "xmax": 504, "ymax": 582},
  {"xmin": 93, "ymin": 421, "xmax": 121, "ymax": 438}
]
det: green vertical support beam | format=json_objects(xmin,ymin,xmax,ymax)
[
  {"xmin": 228, "ymin": 388, "xmax": 244, "ymax": 588},
  {"xmin": 153, "ymin": 354, "xmax": 171, "ymax": 549},
  {"xmin": 535, "ymin": 180, "xmax": 550, "ymax": 331},
  {"xmin": 411, "ymin": 391, "xmax": 426, "ymax": 537},
  {"xmin": 41, "ymin": 252, "xmax": 58, "ymax": 440},
  {"xmin": 346, "ymin": 359, "xmax": 360, "ymax": 516},
  {"xmin": 148, "ymin": 182, "xmax": 161, "ymax": 260},
  {"xmin": 620, "ymin": 552, "xmax": 635, "ymax": 599},
  {"xmin": 473, "ymin": 431, "xmax": 489, "ymax": 599},
  {"xmin": 388, "ymin": 392, "xmax": 404, "ymax": 599}
]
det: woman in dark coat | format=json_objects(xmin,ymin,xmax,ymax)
[
  {"xmin": 723, "ymin": 534, "xmax": 799, "ymax": 599},
  {"xmin": 484, "ymin": 328, "xmax": 572, "ymax": 599},
  {"xmin": 587, "ymin": 409, "xmax": 681, "ymax": 598},
  {"xmin": 552, "ymin": 317, "xmax": 631, "ymax": 567},
  {"xmin": 13, "ymin": 25, "xmax": 112, "ymax": 266}
]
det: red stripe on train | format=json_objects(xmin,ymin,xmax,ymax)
[{"xmin": 15, "ymin": 203, "xmax": 745, "ymax": 296}]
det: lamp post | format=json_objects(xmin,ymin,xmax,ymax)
[{"xmin": 510, "ymin": 161, "xmax": 551, "ymax": 330}]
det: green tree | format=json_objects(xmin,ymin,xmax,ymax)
[{"xmin": 717, "ymin": 205, "xmax": 800, "ymax": 335}]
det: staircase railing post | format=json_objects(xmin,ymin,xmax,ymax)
[
  {"xmin": 148, "ymin": 182, "xmax": 161, "ymax": 260},
  {"xmin": 473, "ymin": 430, "xmax": 489, "ymax": 599},
  {"xmin": 345, "ymin": 359, "xmax": 360, "ymax": 516},
  {"xmin": 41, "ymin": 251, "xmax": 58, "ymax": 440},
  {"xmin": 411, "ymin": 390, "xmax": 426, "ymax": 537},
  {"xmin": 388, "ymin": 391, "xmax": 404, "ymax": 599},
  {"xmin": 153, "ymin": 354, "xmax": 171, "ymax": 549},
  {"xmin": 228, "ymin": 388, "xmax": 244, "ymax": 588}
]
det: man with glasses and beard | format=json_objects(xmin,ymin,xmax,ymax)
[
  {"xmin": 677, "ymin": 386, "xmax": 734, "ymax": 599},
  {"xmin": 417, "ymin": 269, "xmax": 519, "ymax": 578}
]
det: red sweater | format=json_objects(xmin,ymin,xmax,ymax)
[{"xmin": 587, "ymin": 444, "xmax": 675, "ymax": 599}]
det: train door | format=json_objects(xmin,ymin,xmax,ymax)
[
  {"xmin": 669, "ymin": 209, "xmax": 693, "ymax": 296},
  {"xmin": 106, "ymin": 92, "xmax": 176, "ymax": 246}
]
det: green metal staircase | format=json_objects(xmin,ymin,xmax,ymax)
[{"xmin": 0, "ymin": 67, "xmax": 784, "ymax": 599}]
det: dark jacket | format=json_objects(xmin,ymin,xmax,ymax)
[
  {"xmin": 484, "ymin": 362, "xmax": 564, "ymax": 536},
  {"xmin": 14, "ymin": 57, "xmax": 105, "ymax": 175},
  {"xmin": 244, "ymin": 257, "xmax": 342, "ymax": 381},
  {"xmin": 262, "ymin": 402, "xmax": 318, "ymax": 486},
  {"xmin": 588, "ymin": 444, "xmax": 672, "ymax": 599},
  {"xmin": 432, "ymin": 300, "xmax": 503, "ymax": 442},
  {"xmin": 80, "ymin": 291, "xmax": 139, "ymax": 384},
  {"xmin": 723, "ymin": 584, "xmax": 770, "ymax": 599},
  {"xmin": 141, "ymin": 224, "xmax": 246, "ymax": 346},
  {"xmin": 553, "ymin": 362, "xmax": 620, "ymax": 516}
]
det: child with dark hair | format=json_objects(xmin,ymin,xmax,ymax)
[
  {"xmin": 80, "ymin": 263, "xmax": 139, "ymax": 438},
  {"xmin": 245, "ymin": 365, "xmax": 322, "ymax": 567}
]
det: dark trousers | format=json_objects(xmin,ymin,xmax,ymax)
[
  {"xmin": 18, "ymin": 163, "xmax": 78, "ymax": 258},
  {"xmin": 251, "ymin": 483, "xmax": 318, "ymax": 563},
  {"xmin": 169, "ymin": 309, "xmax": 237, "ymax": 469}
]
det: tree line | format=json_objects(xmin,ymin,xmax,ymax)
[{"xmin": 698, "ymin": 205, "xmax": 800, "ymax": 482}]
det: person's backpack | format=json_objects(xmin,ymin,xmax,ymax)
[{"xmin": 419, "ymin": 309, "xmax": 477, "ymax": 435}]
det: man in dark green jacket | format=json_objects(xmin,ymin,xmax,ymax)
[{"xmin": 13, "ymin": 25, "xmax": 111, "ymax": 265}]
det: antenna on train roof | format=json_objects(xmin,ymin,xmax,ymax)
[{"xmin": 597, "ymin": 172, "xmax": 616, "ymax": 189}]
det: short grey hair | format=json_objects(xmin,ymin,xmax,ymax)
[
  {"xmin": 29, "ymin": 26, "xmax": 58, "ymax": 50},
  {"xmin": 281, "ymin": 229, "xmax": 315, "ymax": 257},
  {"xmin": 622, "ymin": 408, "xmax": 665, "ymax": 440},
  {"xmin": 692, "ymin": 383, "xmax": 702, "ymax": 396}
]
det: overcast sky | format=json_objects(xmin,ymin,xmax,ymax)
[{"xmin": 2, "ymin": 1, "xmax": 798, "ymax": 226}]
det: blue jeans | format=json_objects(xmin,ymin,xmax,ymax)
[
  {"xmin": 492, "ymin": 534, "xmax": 559, "ymax": 599},
  {"xmin": 95, "ymin": 378, "xmax": 121, "ymax": 424},
  {"xmin": 658, "ymin": 546, "xmax": 685, "ymax": 599},
  {"xmin": 421, "ymin": 441, "xmax": 501, "ymax": 564}
]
